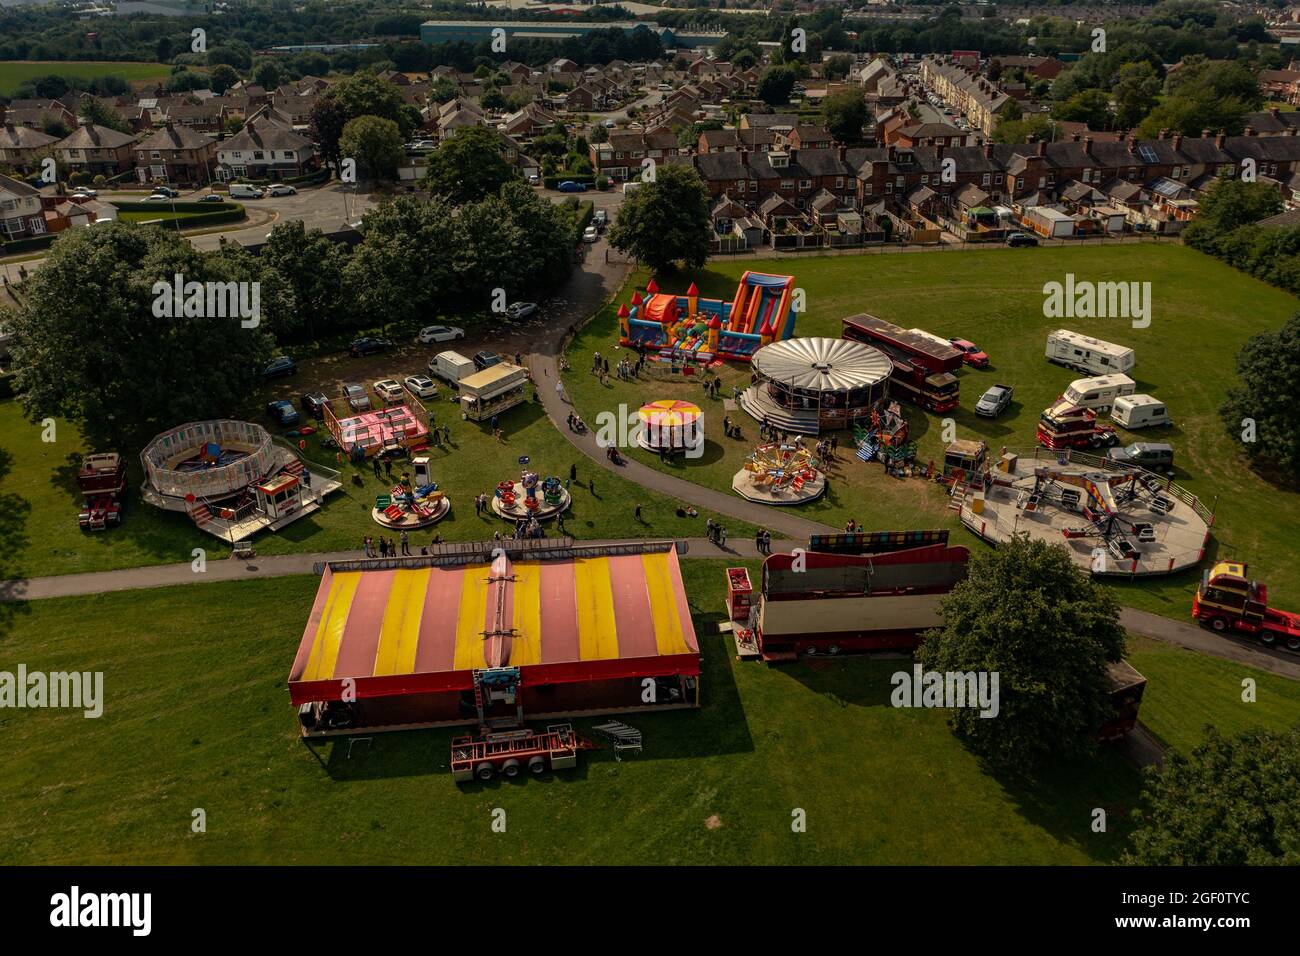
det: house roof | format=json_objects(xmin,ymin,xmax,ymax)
[
  {"xmin": 136, "ymin": 123, "xmax": 217, "ymax": 151},
  {"xmin": 56, "ymin": 123, "xmax": 136, "ymax": 150}
]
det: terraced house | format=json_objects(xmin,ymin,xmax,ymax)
[
  {"xmin": 590, "ymin": 128, "xmax": 682, "ymax": 182},
  {"xmin": 134, "ymin": 121, "xmax": 218, "ymax": 187},
  {"xmin": 920, "ymin": 57, "xmax": 1013, "ymax": 136}
]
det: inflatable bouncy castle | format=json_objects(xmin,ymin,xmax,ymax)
[{"xmin": 617, "ymin": 272, "xmax": 798, "ymax": 363}]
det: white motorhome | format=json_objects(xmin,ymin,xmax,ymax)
[
  {"xmin": 458, "ymin": 363, "xmax": 529, "ymax": 421},
  {"xmin": 428, "ymin": 350, "xmax": 475, "ymax": 386},
  {"xmin": 1061, "ymin": 374, "xmax": 1137, "ymax": 414},
  {"xmin": 1045, "ymin": 329, "xmax": 1135, "ymax": 375},
  {"xmin": 1111, "ymin": 394, "xmax": 1170, "ymax": 430}
]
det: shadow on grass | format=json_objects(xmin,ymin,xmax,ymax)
[{"xmin": 0, "ymin": 446, "xmax": 35, "ymax": 637}]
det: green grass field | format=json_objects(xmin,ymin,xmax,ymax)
[
  {"xmin": 562, "ymin": 244, "xmax": 1300, "ymax": 620},
  {"xmin": 0, "ymin": 61, "xmax": 174, "ymax": 97},
  {"xmin": 4, "ymin": 563, "xmax": 1295, "ymax": 865}
]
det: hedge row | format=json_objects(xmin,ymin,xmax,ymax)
[
  {"xmin": 2, "ymin": 234, "xmax": 56, "ymax": 254},
  {"xmin": 139, "ymin": 208, "xmax": 248, "ymax": 231},
  {"xmin": 112, "ymin": 201, "xmax": 241, "ymax": 214}
]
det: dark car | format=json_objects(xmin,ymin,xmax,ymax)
[
  {"xmin": 1108, "ymin": 442, "xmax": 1175, "ymax": 472},
  {"xmin": 197, "ymin": 193, "xmax": 225, "ymax": 204},
  {"xmin": 1006, "ymin": 232, "xmax": 1039, "ymax": 248},
  {"xmin": 262, "ymin": 355, "xmax": 297, "ymax": 378},
  {"xmin": 151, "ymin": 185, "xmax": 180, "ymax": 198},
  {"xmin": 557, "ymin": 180, "xmax": 588, "ymax": 193},
  {"xmin": 301, "ymin": 391, "xmax": 330, "ymax": 419},
  {"xmin": 348, "ymin": 336, "xmax": 394, "ymax": 357},
  {"xmin": 266, "ymin": 399, "xmax": 300, "ymax": 426},
  {"xmin": 473, "ymin": 350, "xmax": 502, "ymax": 371}
]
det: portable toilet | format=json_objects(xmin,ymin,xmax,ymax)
[
  {"xmin": 1111, "ymin": 394, "xmax": 1170, "ymax": 430},
  {"xmin": 413, "ymin": 456, "xmax": 432, "ymax": 487}
]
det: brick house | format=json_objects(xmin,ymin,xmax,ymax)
[{"xmin": 135, "ymin": 121, "xmax": 218, "ymax": 186}]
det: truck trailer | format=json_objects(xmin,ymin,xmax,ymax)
[
  {"xmin": 842, "ymin": 314, "xmax": 962, "ymax": 412},
  {"xmin": 1193, "ymin": 562, "xmax": 1300, "ymax": 652}
]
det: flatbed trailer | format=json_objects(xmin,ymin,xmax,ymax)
[
  {"xmin": 1194, "ymin": 561, "xmax": 1300, "ymax": 652},
  {"xmin": 450, "ymin": 723, "xmax": 596, "ymax": 783}
]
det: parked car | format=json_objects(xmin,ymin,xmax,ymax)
[
  {"xmin": 342, "ymin": 383, "xmax": 370, "ymax": 412},
  {"xmin": 144, "ymin": 193, "xmax": 172, "ymax": 202},
  {"xmin": 505, "ymin": 302, "xmax": 538, "ymax": 321},
  {"xmin": 70, "ymin": 187, "xmax": 98, "ymax": 199},
  {"xmin": 602, "ymin": 118, "xmax": 616, "ymax": 128},
  {"xmin": 417, "ymin": 324, "xmax": 465, "ymax": 344},
  {"xmin": 267, "ymin": 184, "xmax": 298, "ymax": 197},
  {"xmin": 262, "ymin": 355, "xmax": 297, "ymax": 379},
  {"xmin": 582, "ymin": 225, "xmax": 599, "ymax": 243},
  {"xmin": 975, "ymin": 384, "xmax": 1014, "ymax": 418},
  {"xmin": 229, "ymin": 183, "xmax": 264, "ymax": 199},
  {"xmin": 593, "ymin": 209, "xmax": 608, "ymax": 228},
  {"xmin": 1006, "ymin": 232, "xmax": 1039, "ymax": 248},
  {"xmin": 950, "ymin": 338, "xmax": 990, "ymax": 368},
  {"xmin": 528, "ymin": 174, "xmax": 541, "ymax": 186},
  {"xmin": 197, "ymin": 193, "xmax": 225, "ymax": 203},
  {"xmin": 403, "ymin": 374, "xmax": 438, "ymax": 399},
  {"xmin": 348, "ymin": 336, "xmax": 393, "ymax": 357},
  {"xmin": 151, "ymin": 185, "xmax": 179, "ymax": 198},
  {"xmin": 557, "ymin": 180, "xmax": 587, "ymax": 193},
  {"xmin": 266, "ymin": 399, "xmax": 300, "ymax": 426},
  {"xmin": 301, "ymin": 391, "xmax": 330, "ymax": 419},
  {"xmin": 1108, "ymin": 442, "xmax": 1175, "ymax": 472},
  {"xmin": 473, "ymin": 350, "xmax": 502, "ymax": 371},
  {"xmin": 374, "ymin": 378, "xmax": 405, "ymax": 403}
]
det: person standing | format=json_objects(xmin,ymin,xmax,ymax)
[
  {"xmin": 635, "ymin": 504, "xmax": 642, "ymax": 522},
  {"xmin": 400, "ymin": 531, "xmax": 410, "ymax": 556}
]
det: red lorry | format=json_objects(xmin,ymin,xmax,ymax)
[
  {"xmin": 1036, "ymin": 399, "xmax": 1119, "ymax": 450},
  {"xmin": 842, "ymin": 314, "xmax": 962, "ymax": 413},
  {"xmin": 77, "ymin": 452, "xmax": 127, "ymax": 531},
  {"xmin": 1193, "ymin": 562, "xmax": 1300, "ymax": 652}
]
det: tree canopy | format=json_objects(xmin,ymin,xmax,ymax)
[
  {"xmin": 1219, "ymin": 311, "xmax": 1300, "ymax": 475},
  {"xmin": 422, "ymin": 126, "xmax": 516, "ymax": 205},
  {"xmin": 607, "ymin": 163, "xmax": 711, "ymax": 274}
]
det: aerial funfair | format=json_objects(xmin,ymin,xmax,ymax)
[
  {"xmin": 491, "ymin": 466, "xmax": 571, "ymax": 522},
  {"xmin": 372, "ymin": 456, "xmax": 451, "ymax": 529},
  {"xmin": 952, "ymin": 449, "xmax": 1213, "ymax": 577},
  {"xmin": 617, "ymin": 271, "xmax": 797, "ymax": 365},
  {"xmin": 636, "ymin": 399, "xmax": 703, "ymax": 454},
  {"xmin": 140, "ymin": 419, "xmax": 339, "ymax": 541},
  {"xmin": 740, "ymin": 336, "xmax": 892, "ymax": 435},
  {"xmin": 288, "ymin": 540, "xmax": 700, "ymax": 782},
  {"xmin": 854, "ymin": 399, "xmax": 914, "ymax": 475},
  {"xmin": 732, "ymin": 441, "xmax": 826, "ymax": 505}
]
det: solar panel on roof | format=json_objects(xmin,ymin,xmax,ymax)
[{"xmin": 1138, "ymin": 145, "xmax": 1159, "ymax": 163}]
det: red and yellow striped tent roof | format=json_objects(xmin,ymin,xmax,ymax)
[
  {"xmin": 289, "ymin": 547, "xmax": 699, "ymax": 704},
  {"xmin": 638, "ymin": 400, "xmax": 701, "ymax": 428}
]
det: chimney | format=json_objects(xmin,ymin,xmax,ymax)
[
  {"xmin": 1157, "ymin": 128, "xmax": 1168, "ymax": 139},
  {"xmin": 1201, "ymin": 128, "xmax": 1212, "ymax": 138},
  {"xmin": 983, "ymin": 141, "xmax": 993, "ymax": 159},
  {"xmin": 1126, "ymin": 132, "xmax": 1137, "ymax": 152},
  {"xmin": 1083, "ymin": 136, "xmax": 1093, "ymax": 157},
  {"xmin": 1270, "ymin": 106, "xmax": 1281, "ymax": 118},
  {"xmin": 887, "ymin": 145, "xmax": 896, "ymax": 162},
  {"xmin": 837, "ymin": 144, "xmax": 846, "ymax": 162},
  {"xmin": 1070, "ymin": 131, "xmax": 1081, "ymax": 143},
  {"xmin": 1172, "ymin": 132, "xmax": 1183, "ymax": 151},
  {"xmin": 1214, "ymin": 131, "xmax": 1226, "ymax": 149},
  {"xmin": 740, "ymin": 148, "xmax": 748, "ymax": 166},
  {"xmin": 1245, "ymin": 126, "xmax": 1255, "ymax": 137},
  {"xmin": 935, "ymin": 143, "xmax": 944, "ymax": 160},
  {"xmin": 1037, "ymin": 138, "xmax": 1046, "ymax": 156}
]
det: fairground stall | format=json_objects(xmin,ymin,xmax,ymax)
[{"xmin": 289, "ymin": 539, "xmax": 700, "ymax": 735}]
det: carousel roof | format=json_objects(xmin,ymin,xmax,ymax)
[{"xmin": 752, "ymin": 336, "xmax": 892, "ymax": 391}]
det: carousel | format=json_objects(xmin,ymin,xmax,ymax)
[
  {"xmin": 732, "ymin": 441, "xmax": 827, "ymax": 505},
  {"xmin": 740, "ymin": 336, "xmax": 892, "ymax": 435},
  {"xmin": 490, "ymin": 470, "xmax": 572, "ymax": 522},
  {"xmin": 636, "ymin": 399, "xmax": 704, "ymax": 454},
  {"xmin": 371, "ymin": 457, "xmax": 451, "ymax": 529}
]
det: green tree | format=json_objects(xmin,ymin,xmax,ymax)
[
  {"xmin": 993, "ymin": 113, "xmax": 1054, "ymax": 145},
  {"xmin": 1052, "ymin": 88, "xmax": 1112, "ymax": 130},
  {"xmin": 757, "ymin": 65, "xmax": 797, "ymax": 107},
  {"xmin": 7, "ymin": 224, "xmax": 277, "ymax": 449},
  {"xmin": 1125, "ymin": 725, "xmax": 1300, "ymax": 865},
  {"xmin": 1113, "ymin": 62, "xmax": 1161, "ymax": 130},
  {"xmin": 821, "ymin": 88, "xmax": 867, "ymax": 144},
  {"xmin": 607, "ymin": 163, "xmax": 710, "ymax": 273},
  {"xmin": 1137, "ymin": 57, "xmax": 1263, "ymax": 137},
  {"xmin": 916, "ymin": 535, "xmax": 1127, "ymax": 769},
  {"xmin": 207, "ymin": 63, "xmax": 240, "ymax": 96},
  {"xmin": 1186, "ymin": 178, "xmax": 1283, "ymax": 238},
  {"xmin": 322, "ymin": 72, "xmax": 413, "ymax": 138},
  {"xmin": 1219, "ymin": 312, "xmax": 1300, "ymax": 473},
  {"xmin": 77, "ymin": 98, "xmax": 129, "ymax": 135},
  {"xmin": 308, "ymin": 97, "xmax": 349, "ymax": 172},
  {"xmin": 422, "ymin": 126, "xmax": 514, "ymax": 205},
  {"xmin": 823, "ymin": 54, "xmax": 854, "ymax": 81},
  {"xmin": 251, "ymin": 61, "xmax": 284, "ymax": 91},
  {"xmin": 339, "ymin": 115, "xmax": 405, "ymax": 182},
  {"xmin": 261, "ymin": 221, "xmax": 353, "ymax": 337}
]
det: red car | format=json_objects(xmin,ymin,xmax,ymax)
[{"xmin": 949, "ymin": 338, "xmax": 989, "ymax": 368}]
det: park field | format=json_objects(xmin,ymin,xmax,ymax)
[
  {"xmin": 0, "ymin": 61, "xmax": 173, "ymax": 96},
  {"xmin": 562, "ymin": 243, "xmax": 1300, "ymax": 620},
  {"xmin": 3, "ymin": 564, "xmax": 1296, "ymax": 866}
]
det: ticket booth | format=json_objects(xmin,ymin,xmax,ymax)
[
  {"xmin": 726, "ymin": 567, "xmax": 755, "ymax": 623},
  {"xmin": 255, "ymin": 473, "xmax": 301, "ymax": 520}
]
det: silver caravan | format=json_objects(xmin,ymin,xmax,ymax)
[
  {"xmin": 1061, "ymin": 374, "xmax": 1137, "ymax": 414},
  {"xmin": 1111, "ymin": 394, "xmax": 1171, "ymax": 430},
  {"xmin": 1045, "ymin": 329, "xmax": 1135, "ymax": 375}
]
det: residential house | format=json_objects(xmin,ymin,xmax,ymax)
[
  {"xmin": 591, "ymin": 128, "xmax": 683, "ymax": 182},
  {"xmin": 0, "ymin": 173, "xmax": 47, "ymax": 239},
  {"xmin": 216, "ymin": 117, "xmax": 317, "ymax": 181},
  {"xmin": 135, "ymin": 121, "xmax": 218, "ymax": 186},
  {"xmin": 54, "ymin": 121, "xmax": 136, "ymax": 178},
  {"xmin": 0, "ymin": 122, "xmax": 58, "ymax": 173}
]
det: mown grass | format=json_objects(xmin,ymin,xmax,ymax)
[{"xmin": 0, "ymin": 61, "xmax": 174, "ymax": 96}]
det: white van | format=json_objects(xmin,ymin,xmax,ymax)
[
  {"xmin": 1112, "ymin": 394, "xmax": 1170, "ymax": 430},
  {"xmin": 1045, "ymin": 329, "xmax": 1135, "ymax": 375},
  {"xmin": 428, "ymin": 349, "xmax": 475, "ymax": 386},
  {"xmin": 229, "ymin": 183, "xmax": 264, "ymax": 199},
  {"xmin": 1062, "ymin": 374, "xmax": 1136, "ymax": 414}
]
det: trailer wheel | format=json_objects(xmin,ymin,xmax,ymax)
[
  {"xmin": 501, "ymin": 759, "xmax": 521, "ymax": 778},
  {"xmin": 475, "ymin": 762, "xmax": 496, "ymax": 781},
  {"xmin": 1285, "ymin": 635, "xmax": 1300, "ymax": 652},
  {"xmin": 1209, "ymin": 616, "xmax": 1229, "ymax": 633},
  {"xmin": 803, "ymin": 645, "xmax": 817, "ymax": 656},
  {"xmin": 827, "ymin": 644, "xmax": 841, "ymax": 656},
  {"xmin": 529, "ymin": 755, "xmax": 547, "ymax": 774},
  {"xmin": 1260, "ymin": 630, "xmax": 1277, "ymax": 646}
]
